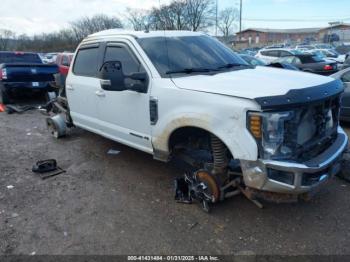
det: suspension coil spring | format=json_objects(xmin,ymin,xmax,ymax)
[{"xmin": 211, "ymin": 135, "xmax": 228, "ymax": 174}]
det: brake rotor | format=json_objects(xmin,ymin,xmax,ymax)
[{"xmin": 195, "ymin": 170, "xmax": 220, "ymax": 203}]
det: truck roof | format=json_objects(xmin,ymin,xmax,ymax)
[{"xmin": 86, "ymin": 29, "xmax": 205, "ymax": 41}]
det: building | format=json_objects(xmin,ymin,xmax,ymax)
[
  {"xmin": 235, "ymin": 23, "xmax": 350, "ymax": 47},
  {"xmin": 318, "ymin": 23, "xmax": 350, "ymax": 42}
]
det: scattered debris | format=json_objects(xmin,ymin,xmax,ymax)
[
  {"xmin": 6, "ymin": 185, "xmax": 14, "ymax": 190},
  {"xmin": 107, "ymin": 149, "xmax": 121, "ymax": 155},
  {"xmin": 11, "ymin": 213, "xmax": 19, "ymax": 219},
  {"xmin": 189, "ymin": 222, "xmax": 199, "ymax": 230},
  {"xmin": 5, "ymin": 104, "xmax": 39, "ymax": 114},
  {"xmin": 32, "ymin": 159, "xmax": 66, "ymax": 180}
]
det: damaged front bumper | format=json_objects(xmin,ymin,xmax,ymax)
[{"xmin": 241, "ymin": 128, "xmax": 348, "ymax": 197}]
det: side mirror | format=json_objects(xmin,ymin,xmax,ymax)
[
  {"xmin": 98, "ymin": 61, "xmax": 126, "ymax": 91},
  {"xmin": 127, "ymin": 72, "xmax": 147, "ymax": 81},
  {"xmin": 125, "ymin": 72, "xmax": 148, "ymax": 93}
]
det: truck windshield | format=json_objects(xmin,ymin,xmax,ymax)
[
  {"xmin": 137, "ymin": 36, "xmax": 249, "ymax": 77},
  {"xmin": 0, "ymin": 52, "xmax": 42, "ymax": 64}
]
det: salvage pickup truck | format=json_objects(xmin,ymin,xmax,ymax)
[
  {"xmin": 0, "ymin": 51, "xmax": 58, "ymax": 104},
  {"xmin": 47, "ymin": 30, "xmax": 348, "ymax": 207}
]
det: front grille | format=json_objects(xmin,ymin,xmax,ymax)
[{"xmin": 284, "ymin": 95, "xmax": 341, "ymax": 162}]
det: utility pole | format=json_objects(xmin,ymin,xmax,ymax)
[
  {"xmin": 215, "ymin": 0, "xmax": 218, "ymax": 36},
  {"xmin": 239, "ymin": 0, "xmax": 242, "ymax": 40}
]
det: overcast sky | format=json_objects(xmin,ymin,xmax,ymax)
[{"xmin": 0, "ymin": 0, "xmax": 349, "ymax": 35}]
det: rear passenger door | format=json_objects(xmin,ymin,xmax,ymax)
[{"xmin": 66, "ymin": 44, "xmax": 103, "ymax": 132}]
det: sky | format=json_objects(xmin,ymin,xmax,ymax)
[{"xmin": 0, "ymin": 0, "xmax": 349, "ymax": 35}]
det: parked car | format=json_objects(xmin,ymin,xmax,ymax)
[
  {"xmin": 239, "ymin": 54, "xmax": 266, "ymax": 66},
  {"xmin": 54, "ymin": 52, "xmax": 74, "ymax": 95},
  {"xmin": 275, "ymin": 54, "xmax": 338, "ymax": 75},
  {"xmin": 313, "ymin": 43, "xmax": 334, "ymax": 49},
  {"xmin": 0, "ymin": 51, "xmax": 58, "ymax": 104},
  {"xmin": 255, "ymin": 48, "xmax": 302, "ymax": 63},
  {"xmin": 46, "ymin": 30, "xmax": 348, "ymax": 206},
  {"xmin": 341, "ymin": 54, "xmax": 350, "ymax": 70},
  {"xmin": 330, "ymin": 68, "xmax": 350, "ymax": 121},
  {"xmin": 239, "ymin": 54, "xmax": 298, "ymax": 71},
  {"xmin": 311, "ymin": 49, "xmax": 345, "ymax": 63},
  {"xmin": 295, "ymin": 45, "xmax": 315, "ymax": 51},
  {"xmin": 42, "ymin": 53, "xmax": 58, "ymax": 64}
]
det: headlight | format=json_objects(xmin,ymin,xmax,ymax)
[{"xmin": 247, "ymin": 111, "xmax": 294, "ymax": 160}]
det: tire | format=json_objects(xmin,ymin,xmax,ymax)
[
  {"xmin": 46, "ymin": 115, "xmax": 67, "ymax": 139},
  {"xmin": 0, "ymin": 86, "xmax": 10, "ymax": 104}
]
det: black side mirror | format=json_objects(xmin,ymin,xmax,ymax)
[
  {"xmin": 98, "ymin": 61, "xmax": 126, "ymax": 91},
  {"xmin": 125, "ymin": 72, "xmax": 148, "ymax": 93},
  {"xmin": 127, "ymin": 72, "xmax": 147, "ymax": 81}
]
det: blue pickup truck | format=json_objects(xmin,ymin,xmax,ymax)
[{"xmin": 0, "ymin": 52, "xmax": 58, "ymax": 104}]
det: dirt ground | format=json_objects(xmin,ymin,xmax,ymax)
[{"xmin": 1, "ymin": 109, "xmax": 350, "ymax": 256}]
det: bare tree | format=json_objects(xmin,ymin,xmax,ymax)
[
  {"xmin": 169, "ymin": 0, "xmax": 190, "ymax": 30},
  {"xmin": 71, "ymin": 14, "xmax": 123, "ymax": 42},
  {"xmin": 218, "ymin": 8, "xmax": 238, "ymax": 37},
  {"xmin": 0, "ymin": 29, "xmax": 15, "ymax": 50},
  {"xmin": 125, "ymin": 8, "xmax": 152, "ymax": 31},
  {"xmin": 185, "ymin": 0, "xmax": 215, "ymax": 31},
  {"xmin": 149, "ymin": 5, "xmax": 177, "ymax": 30}
]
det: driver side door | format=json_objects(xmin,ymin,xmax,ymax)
[{"xmin": 96, "ymin": 42, "xmax": 153, "ymax": 153}]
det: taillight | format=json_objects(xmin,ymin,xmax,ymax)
[
  {"xmin": 324, "ymin": 65, "xmax": 333, "ymax": 70},
  {"xmin": 0, "ymin": 69, "xmax": 7, "ymax": 80}
]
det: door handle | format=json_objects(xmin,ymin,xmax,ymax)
[
  {"xmin": 95, "ymin": 90, "xmax": 106, "ymax": 97},
  {"xmin": 66, "ymin": 85, "xmax": 74, "ymax": 91}
]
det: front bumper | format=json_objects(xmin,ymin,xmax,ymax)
[{"xmin": 241, "ymin": 128, "xmax": 348, "ymax": 195}]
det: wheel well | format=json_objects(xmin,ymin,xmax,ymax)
[
  {"xmin": 168, "ymin": 127, "xmax": 212, "ymax": 152},
  {"xmin": 168, "ymin": 127, "xmax": 233, "ymax": 157}
]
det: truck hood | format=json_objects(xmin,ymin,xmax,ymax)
[{"xmin": 171, "ymin": 66, "xmax": 334, "ymax": 99}]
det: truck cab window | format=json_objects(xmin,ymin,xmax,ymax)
[
  {"xmin": 104, "ymin": 46, "xmax": 142, "ymax": 74},
  {"xmin": 73, "ymin": 47, "xmax": 99, "ymax": 76}
]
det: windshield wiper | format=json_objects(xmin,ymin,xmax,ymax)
[
  {"xmin": 165, "ymin": 67, "xmax": 218, "ymax": 75},
  {"xmin": 216, "ymin": 63, "xmax": 249, "ymax": 69}
]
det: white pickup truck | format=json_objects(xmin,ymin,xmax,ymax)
[{"xmin": 47, "ymin": 30, "xmax": 348, "ymax": 207}]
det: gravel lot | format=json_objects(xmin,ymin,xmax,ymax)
[{"xmin": 0, "ymin": 110, "xmax": 350, "ymax": 256}]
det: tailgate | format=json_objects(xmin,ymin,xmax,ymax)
[{"xmin": 1, "ymin": 63, "xmax": 59, "ymax": 82}]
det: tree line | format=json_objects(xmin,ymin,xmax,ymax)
[{"xmin": 0, "ymin": 0, "xmax": 238, "ymax": 52}]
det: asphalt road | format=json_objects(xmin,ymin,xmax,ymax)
[{"xmin": 1, "ymin": 110, "xmax": 350, "ymax": 256}]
